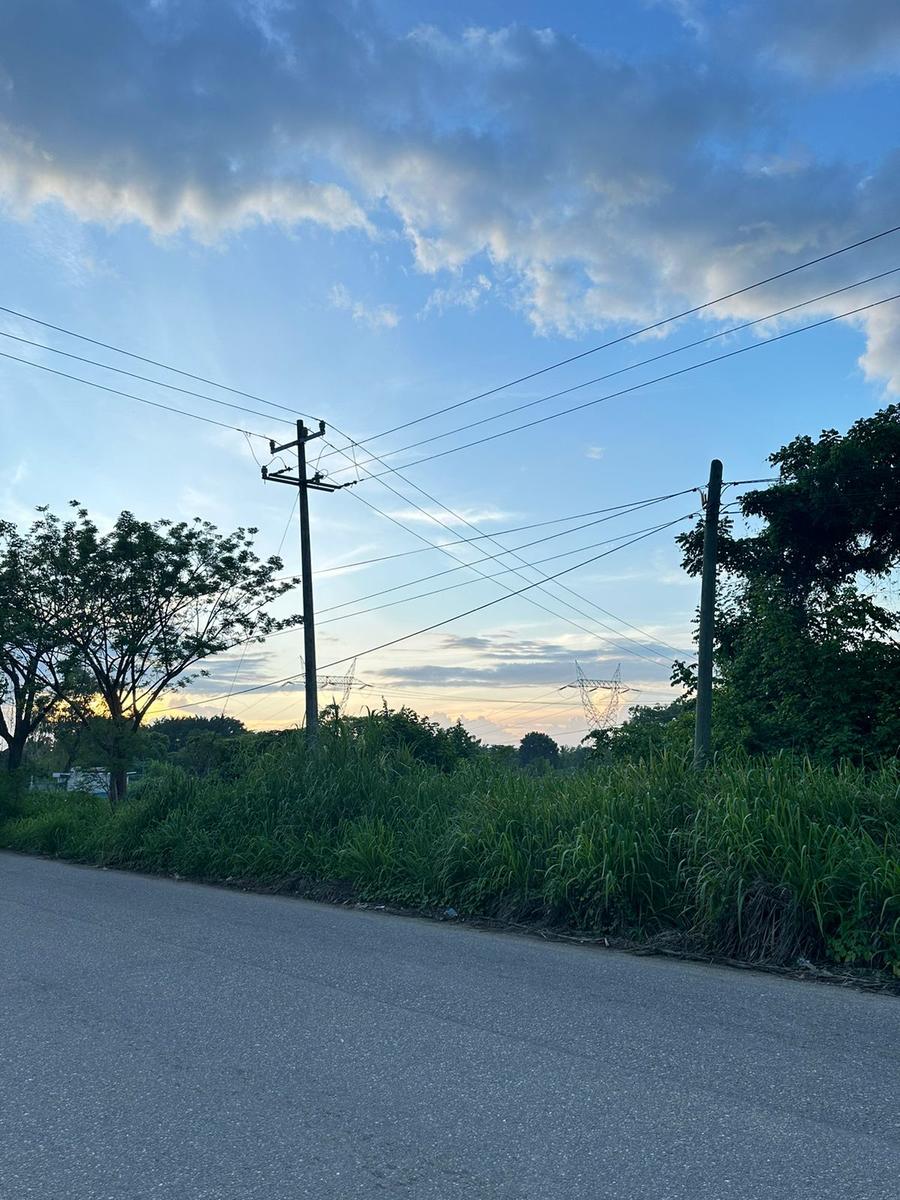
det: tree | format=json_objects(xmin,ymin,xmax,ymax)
[
  {"xmin": 677, "ymin": 404, "xmax": 900, "ymax": 760},
  {"xmin": 0, "ymin": 518, "xmax": 85, "ymax": 771},
  {"xmin": 518, "ymin": 730, "xmax": 559, "ymax": 768},
  {"xmin": 347, "ymin": 704, "xmax": 481, "ymax": 771},
  {"xmin": 149, "ymin": 714, "xmax": 246, "ymax": 753},
  {"xmin": 585, "ymin": 693, "xmax": 693, "ymax": 762},
  {"xmin": 30, "ymin": 504, "xmax": 299, "ymax": 800}
]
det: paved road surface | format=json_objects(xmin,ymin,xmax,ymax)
[{"xmin": 2, "ymin": 852, "xmax": 898, "ymax": 1199}]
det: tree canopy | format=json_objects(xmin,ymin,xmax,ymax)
[
  {"xmin": 674, "ymin": 404, "xmax": 900, "ymax": 761},
  {"xmin": 518, "ymin": 730, "xmax": 560, "ymax": 767},
  {"xmin": 0, "ymin": 503, "xmax": 298, "ymax": 796}
]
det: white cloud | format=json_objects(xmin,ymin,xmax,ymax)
[
  {"xmin": 585, "ymin": 445, "xmax": 605, "ymax": 460},
  {"xmin": 421, "ymin": 272, "xmax": 492, "ymax": 317},
  {"xmin": 1, "ymin": 1, "xmax": 899, "ymax": 385},
  {"xmin": 329, "ymin": 283, "xmax": 399, "ymax": 330},
  {"xmin": 386, "ymin": 506, "xmax": 516, "ymax": 526}
]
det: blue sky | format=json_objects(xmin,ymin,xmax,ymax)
[{"xmin": 2, "ymin": 0, "xmax": 899, "ymax": 743}]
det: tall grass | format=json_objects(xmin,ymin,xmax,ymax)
[{"xmin": 3, "ymin": 720, "xmax": 898, "ymax": 973}]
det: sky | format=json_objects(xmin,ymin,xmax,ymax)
[{"xmin": 1, "ymin": 0, "xmax": 900, "ymax": 745}]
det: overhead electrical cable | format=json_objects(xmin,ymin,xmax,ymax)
[
  {"xmin": 325, "ymin": 265, "xmax": 900, "ymax": 475},
  {"xmin": 0, "ymin": 328, "xmax": 296, "ymax": 429},
  {"xmin": 353, "ymin": 290, "xmax": 900, "ymax": 477},
  {"xmin": 6, "ymin": 221, "xmax": 898, "ymax": 460},
  {"xmin": 309, "ymin": 487, "xmax": 699, "ymax": 576},
  {"xmin": 0, "ymin": 302, "xmax": 318, "ymax": 421},
  {"xmin": 224, "ymin": 480, "xmax": 686, "ymax": 669},
  {"xmin": 343, "ymin": 482, "xmax": 683, "ymax": 666},
  {"xmin": 0, "ymin": 349, "xmax": 273, "ymax": 438},
  {"xmin": 323, "ymin": 434, "xmax": 693, "ymax": 662},
  {"xmin": 314, "ymin": 508, "xmax": 692, "ymax": 619},
  {"xmin": 167, "ymin": 512, "xmax": 694, "ymax": 709},
  {"xmin": 316, "ymin": 515, "xmax": 699, "ymax": 628},
  {"xmin": 228, "ymin": 511, "xmax": 696, "ymax": 646},
  {"xmin": 274, "ymin": 492, "xmax": 688, "ymax": 611},
  {"xmin": 314, "ymin": 221, "xmax": 900, "ymax": 454},
  {"xmin": 0, "ymin": 292, "xmax": 693, "ymax": 668}
]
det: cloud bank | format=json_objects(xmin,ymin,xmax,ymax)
[{"xmin": 1, "ymin": 1, "xmax": 899, "ymax": 382}]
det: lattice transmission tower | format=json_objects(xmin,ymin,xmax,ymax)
[
  {"xmin": 301, "ymin": 657, "xmax": 366, "ymax": 713},
  {"xmin": 560, "ymin": 662, "xmax": 630, "ymax": 732}
]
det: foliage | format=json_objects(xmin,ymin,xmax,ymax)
[
  {"xmin": 518, "ymin": 730, "xmax": 559, "ymax": 768},
  {"xmin": 332, "ymin": 702, "xmax": 482, "ymax": 771},
  {"xmin": 3, "ymin": 718, "xmax": 897, "ymax": 975},
  {"xmin": 149, "ymin": 714, "xmax": 246, "ymax": 753},
  {"xmin": 1, "ymin": 503, "xmax": 298, "ymax": 799},
  {"xmin": 585, "ymin": 696, "xmax": 693, "ymax": 762},
  {"xmin": 0, "ymin": 519, "xmax": 87, "ymax": 769},
  {"xmin": 676, "ymin": 404, "xmax": 900, "ymax": 762}
]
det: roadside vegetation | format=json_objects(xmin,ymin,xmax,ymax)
[
  {"xmin": 2, "ymin": 408, "xmax": 900, "ymax": 978},
  {"xmin": 2, "ymin": 708, "xmax": 899, "ymax": 976}
]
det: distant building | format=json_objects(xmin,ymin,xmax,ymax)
[{"xmin": 50, "ymin": 768, "xmax": 137, "ymax": 797}]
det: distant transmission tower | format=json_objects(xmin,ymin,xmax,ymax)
[
  {"xmin": 309, "ymin": 657, "xmax": 366, "ymax": 713},
  {"xmin": 560, "ymin": 662, "xmax": 630, "ymax": 732}
]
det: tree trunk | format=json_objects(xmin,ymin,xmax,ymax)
[
  {"xmin": 6, "ymin": 731, "xmax": 27, "ymax": 772},
  {"xmin": 110, "ymin": 764, "xmax": 128, "ymax": 804}
]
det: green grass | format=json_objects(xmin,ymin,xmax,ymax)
[{"xmin": 3, "ymin": 721, "xmax": 899, "ymax": 974}]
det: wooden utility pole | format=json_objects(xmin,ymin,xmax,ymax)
[
  {"xmin": 262, "ymin": 420, "xmax": 354, "ymax": 739},
  {"xmin": 693, "ymin": 458, "xmax": 723, "ymax": 769}
]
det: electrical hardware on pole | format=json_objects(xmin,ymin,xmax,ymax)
[{"xmin": 261, "ymin": 419, "xmax": 356, "ymax": 739}]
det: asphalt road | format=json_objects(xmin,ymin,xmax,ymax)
[{"xmin": 2, "ymin": 853, "xmax": 899, "ymax": 1200}]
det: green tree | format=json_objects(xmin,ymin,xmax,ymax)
[
  {"xmin": 348, "ymin": 704, "xmax": 480, "ymax": 771},
  {"xmin": 518, "ymin": 730, "xmax": 559, "ymax": 768},
  {"xmin": 0, "ymin": 518, "xmax": 85, "ymax": 771},
  {"xmin": 677, "ymin": 404, "xmax": 900, "ymax": 760},
  {"xmin": 149, "ymin": 714, "xmax": 246, "ymax": 753},
  {"xmin": 28, "ymin": 504, "xmax": 299, "ymax": 800},
  {"xmin": 585, "ymin": 694, "xmax": 693, "ymax": 762}
]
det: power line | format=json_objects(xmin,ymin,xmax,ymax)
[
  {"xmin": 345, "ymin": 483, "xmax": 680, "ymax": 667},
  {"xmin": 310, "ymin": 487, "xmax": 699, "ymax": 575},
  {"xmin": 0, "ymin": 294, "xmax": 667, "ymax": 664},
  {"xmin": 0, "ymin": 348, "xmax": 272, "ymax": 439},
  {"xmin": 287, "ymin": 492, "xmax": 693, "ymax": 608},
  {"xmin": 325, "ymin": 265, "xmax": 900, "ymax": 475},
  {"xmin": 0, "ymin": 302, "xmax": 317, "ymax": 421},
  {"xmin": 243, "ymin": 685, "xmax": 579, "ymax": 715},
  {"xmin": 341, "ymin": 688, "xmax": 580, "ymax": 712},
  {"xmin": 355, "ymin": 289, "xmax": 900, "ymax": 478},
  {"xmin": 317, "ymin": 515, "xmax": 696, "ymax": 629},
  {"xmin": 315, "ymin": 513, "xmax": 697, "ymax": 626},
  {"xmin": 238, "ymin": 483, "xmax": 685, "ymax": 668},
  {"xmin": 1, "ymin": 291, "xmax": 689, "ymax": 672},
  {"xmin": 221, "ymin": 494, "xmax": 299, "ymax": 718},
  {"xmin": 315, "ymin": 221, "xmax": 900, "ymax": 454},
  {"xmin": 168, "ymin": 513, "xmax": 692, "ymax": 709},
  {"xmin": 6, "ymin": 220, "xmax": 898, "ymax": 456},
  {"xmin": 314, "ymin": 505, "xmax": 684, "ymax": 676},
  {"xmin": 328, "ymin": 433, "xmax": 693, "ymax": 663},
  {"xmin": 0, "ymin": 328, "xmax": 296, "ymax": 429},
  {"xmin": 0, "ymin": 291, "xmax": 758, "ymax": 672}
]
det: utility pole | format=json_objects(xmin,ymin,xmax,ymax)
[
  {"xmin": 693, "ymin": 458, "xmax": 723, "ymax": 769},
  {"xmin": 262, "ymin": 420, "xmax": 354, "ymax": 740}
]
